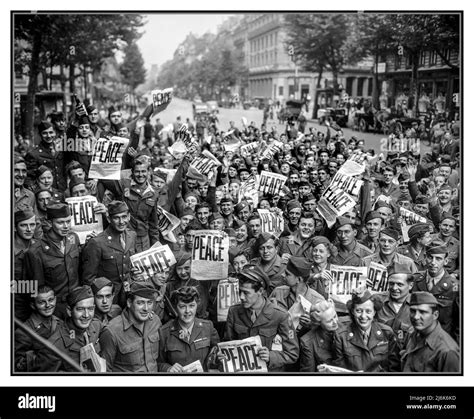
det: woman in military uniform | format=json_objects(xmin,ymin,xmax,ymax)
[
  {"xmin": 158, "ymin": 287, "xmax": 220, "ymax": 372},
  {"xmin": 332, "ymin": 289, "xmax": 397, "ymax": 372}
]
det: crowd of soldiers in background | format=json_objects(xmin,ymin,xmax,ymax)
[{"xmin": 13, "ymin": 93, "xmax": 461, "ymax": 373}]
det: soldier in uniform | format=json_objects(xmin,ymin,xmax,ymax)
[
  {"xmin": 391, "ymin": 292, "xmax": 459, "ymax": 372},
  {"xmin": 332, "ymin": 217, "xmax": 372, "ymax": 267},
  {"xmin": 359, "ymin": 211, "xmax": 383, "ymax": 253},
  {"xmin": 99, "ymin": 157, "xmax": 160, "ymax": 252},
  {"xmin": 36, "ymin": 286, "xmax": 102, "ymax": 372},
  {"xmin": 398, "ymin": 223, "xmax": 432, "ymax": 271},
  {"xmin": 14, "ymin": 207, "xmax": 37, "ymax": 321},
  {"xmin": 158, "ymin": 286, "xmax": 220, "ymax": 372},
  {"xmin": 270, "ymin": 256, "xmax": 325, "ymax": 338},
  {"xmin": 431, "ymin": 215, "xmax": 459, "ymax": 277},
  {"xmin": 411, "ymin": 242, "xmax": 459, "ymax": 339},
  {"xmin": 299, "ymin": 300, "xmax": 341, "ymax": 372},
  {"xmin": 99, "ymin": 282, "xmax": 162, "ymax": 372},
  {"xmin": 279, "ymin": 212, "xmax": 316, "ymax": 261},
  {"xmin": 25, "ymin": 121, "xmax": 66, "ymax": 191},
  {"xmin": 23, "ymin": 203, "xmax": 81, "ymax": 319},
  {"xmin": 14, "ymin": 156, "xmax": 36, "ymax": 211},
  {"xmin": 82, "ymin": 201, "xmax": 137, "ymax": 307},
  {"xmin": 375, "ymin": 264, "xmax": 415, "ymax": 348},
  {"xmin": 250, "ymin": 233, "xmax": 287, "ymax": 293},
  {"xmin": 332, "ymin": 289, "xmax": 397, "ymax": 372},
  {"xmin": 224, "ymin": 265, "xmax": 299, "ymax": 372},
  {"xmin": 363, "ymin": 229, "xmax": 418, "ymax": 279},
  {"xmin": 91, "ymin": 277, "xmax": 122, "ymax": 327},
  {"xmin": 15, "ymin": 285, "xmax": 62, "ymax": 372}
]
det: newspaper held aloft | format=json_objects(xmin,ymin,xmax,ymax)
[
  {"xmin": 130, "ymin": 244, "xmax": 176, "ymax": 281},
  {"xmin": 191, "ymin": 230, "xmax": 229, "ymax": 280},
  {"xmin": 88, "ymin": 136, "xmax": 129, "ymax": 180},
  {"xmin": 66, "ymin": 196, "xmax": 103, "ymax": 244}
]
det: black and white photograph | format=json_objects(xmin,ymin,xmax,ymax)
[{"xmin": 11, "ymin": 10, "xmax": 462, "ymax": 379}]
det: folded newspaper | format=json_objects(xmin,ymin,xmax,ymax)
[
  {"xmin": 318, "ymin": 364, "xmax": 354, "ymax": 373},
  {"xmin": 183, "ymin": 360, "xmax": 204, "ymax": 373},
  {"xmin": 80, "ymin": 343, "xmax": 107, "ymax": 372}
]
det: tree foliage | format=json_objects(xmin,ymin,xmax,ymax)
[
  {"xmin": 120, "ymin": 41, "xmax": 147, "ymax": 90},
  {"xmin": 14, "ymin": 13, "xmax": 145, "ymax": 139},
  {"xmin": 284, "ymin": 13, "xmax": 350, "ymax": 91},
  {"xmin": 158, "ymin": 31, "xmax": 248, "ymax": 100}
]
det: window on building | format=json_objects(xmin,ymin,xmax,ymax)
[
  {"xmin": 419, "ymin": 51, "xmax": 426, "ymax": 67},
  {"xmin": 346, "ymin": 77, "xmax": 354, "ymax": 96},
  {"xmin": 429, "ymin": 50, "xmax": 437, "ymax": 66},
  {"xmin": 394, "ymin": 55, "xmax": 401, "ymax": 70},
  {"xmin": 357, "ymin": 78, "xmax": 365, "ymax": 97},
  {"xmin": 279, "ymin": 86, "xmax": 284, "ymax": 96},
  {"xmin": 441, "ymin": 48, "xmax": 451, "ymax": 63},
  {"xmin": 368, "ymin": 78, "xmax": 373, "ymax": 97}
]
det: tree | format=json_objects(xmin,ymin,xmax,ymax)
[
  {"xmin": 343, "ymin": 14, "xmax": 396, "ymax": 109},
  {"xmin": 284, "ymin": 14, "xmax": 350, "ymax": 104},
  {"xmin": 14, "ymin": 13, "xmax": 145, "ymax": 139},
  {"xmin": 120, "ymin": 41, "xmax": 146, "ymax": 111}
]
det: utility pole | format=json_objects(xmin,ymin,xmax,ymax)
[{"xmin": 288, "ymin": 45, "xmax": 298, "ymax": 100}]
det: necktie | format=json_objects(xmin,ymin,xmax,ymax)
[
  {"xmin": 427, "ymin": 277, "xmax": 435, "ymax": 291},
  {"xmin": 251, "ymin": 310, "xmax": 257, "ymax": 323},
  {"xmin": 59, "ymin": 240, "xmax": 65, "ymax": 255},
  {"xmin": 183, "ymin": 328, "xmax": 191, "ymax": 342},
  {"xmin": 120, "ymin": 233, "xmax": 126, "ymax": 250},
  {"xmin": 363, "ymin": 331, "xmax": 369, "ymax": 346}
]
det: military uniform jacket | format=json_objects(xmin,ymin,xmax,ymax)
[
  {"xmin": 399, "ymin": 323, "xmax": 460, "ymax": 372},
  {"xmin": 225, "ymin": 298, "xmax": 299, "ymax": 371},
  {"xmin": 25, "ymin": 140, "xmax": 66, "ymax": 190},
  {"xmin": 15, "ymin": 313, "xmax": 62, "ymax": 372},
  {"xmin": 99, "ymin": 308, "xmax": 162, "ymax": 372},
  {"xmin": 103, "ymin": 178, "xmax": 160, "ymax": 242},
  {"xmin": 363, "ymin": 252, "xmax": 418, "ymax": 273},
  {"xmin": 278, "ymin": 234, "xmax": 313, "ymax": 260},
  {"xmin": 332, "ymin": 242, "xmax": 373, "ymax": 267},
  {"xmin": 14, "ymin": 186, "xmax": 36, "ymax": 212},
  {"xmin": 157, "ymin": 318, "xmax": 220, "ymax": 372},
  {"xmin": 412, "ymin": 270, "xmax": 459, "ymax": 337},
  {"xmin": 432, "ymin": 234, "xmax": 459, "ymax": 275},
  {"xmin": 23, "ymin": 232, "xmax": 81, "ymax": 316},
  {"xmin": 250, "ymin": 255, "xmax": 287, "ymax": 293},
  {"xmin": 270, "ymin": 284, "xmax": 325, "ymax": 336},
  {"xmin": 82, "ymin": 226, "xmax": 137, "ymax": 291},
  {"xmin": 332, "ymin": 321, "xmax": 396, "ymax": 372},
  {"xmin": 37, "ymin": 318, "xmax": 102, "ymax": 372},
  {"xmin": 299, "ymin": 326, "xmax": 337, "ymax": 372},
  {"xmin": 376, "ymin": 294, "xmax": 412, "ymax": 347},
  {"xmin": 398, "ymin": 244, "xmax": 429, "ymax": 271}
]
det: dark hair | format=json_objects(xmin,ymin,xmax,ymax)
[
  {"xmin": 196, "ymin": 202, "xmax": 211, "ymax": 211},
  {"xmin": 171, "ymin": 286, "xmax": 200, "ymax": 306},
  {"xmin": 299, "ymin": 212, "xmax": 315, "ymax": 222}
]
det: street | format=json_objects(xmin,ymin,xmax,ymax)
[{"xmin": 151, "ymin": 98, "xmax": 431, "ymax": 155}]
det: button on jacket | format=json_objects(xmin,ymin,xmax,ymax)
[
  {"xmin": 299, "ymin": 326, "xmax": 337, "ymax": 372},
  {"xmin": 99, "ymin": 309, "xmax": 162, "ymax": 372},
  {"xmin": 225, "ymin": 298, "xmax": 299, "ymax": 371},
  {"xmin": 37, "ymin": 318, "xmax": 102, "ymax": 372},
  {"xmin": 25, "ymin": 141, "xmax": 66, "ymax": 190},
  {"xmin": 82, "ymin": 227, "xmax": 137, "ymax": 300},
  {"xmin": 22, "ymin": 232, "xmax": 81, "ymax": 319},
  {"xmin": 158, "ymin": 318, "xmax": 220, "ymax": 372},
  {"xmin": 397, "ymin": 323, "xmax": 460, "ymax": 372},
  {"xmin": 332, "ymin": 320, "xmax": 396, "ymax": 372},
  {"xmin": 412, "ymin": 270, "xmax": 459, "ymax": 338},
  {"xmin": 15, "ymin": 313, "xmax": 62, "ymax": 371},
  {"xmin": 332, "ymin": 242, "xmax": 372, "ymax": 267}
]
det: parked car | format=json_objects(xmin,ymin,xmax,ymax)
[{"xmin": 317, "ymin": 107, "xmax": 348, "ymax": 127}]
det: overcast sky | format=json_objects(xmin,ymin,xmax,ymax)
[{"xmin": 136, "ymin": 13, "xmax": 235, "ymax": 70}]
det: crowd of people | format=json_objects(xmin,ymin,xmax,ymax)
[{"xmin": 13, "ymin": 96, "xmax": 461, "ymax": 373}]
